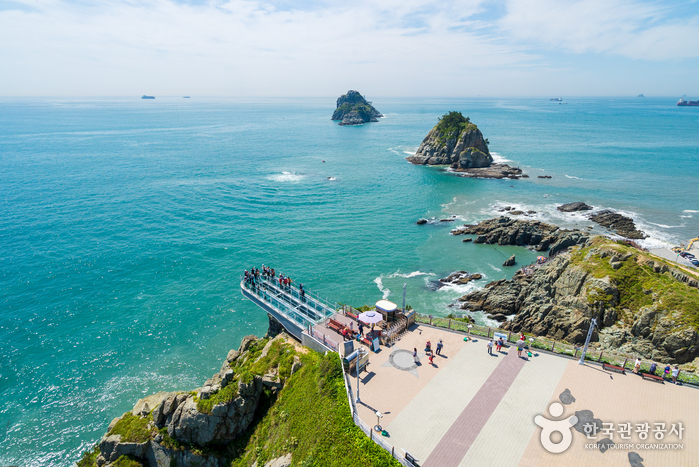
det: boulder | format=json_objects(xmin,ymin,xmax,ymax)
[
  {"xmin": 503, "ymin": 255, "xmax": 516, "ymax": 267},
  {"xmin": 416, "ymin": 218, "xmax": 428, "ymax": 225},
  {"xmin": 132, "ymin": 391, "xmax": 172, "ymax": 417},
  {"xmin": 558, "ymin": 202, "xmax": 593, "ymax": 212}
]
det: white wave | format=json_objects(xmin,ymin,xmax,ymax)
[
  {"xmin": 388, "ymin": 271, "xmax": 436, "ymax": 279},
  {"xmin": 683, "ymin": 210, "xmax": 699, "ymax": 213},
  {"xmin": 680, "ymin": 215, "xmax": 692, "ymax": 219},
  {"xmin": 327, "ymin": 177, "xmax": 337, "ymax": 181},
  {"xmin": 268, "ymin": 171, "xmax": 305, "ymax": 182},
  {"xmin": 373, "ymin": 277, "xmax": 390, "ymax": 299},
  {"xmin": 648, "ymin": 222, "xmax": 684, "ymax": 229},
  {"xmin": 488, "ymin": 264, "xmax": 502, "ymax": 272},
  {"xmin": 436, "ymin": 279, "xmax": 482, "ymax": 296},
  {"xmin": 490, "ymin": 152, "xmax": 511, "ymax": 164},
  {"xmin": 564, "ymin": 175, "xmax": 584, "ymax": 180}
]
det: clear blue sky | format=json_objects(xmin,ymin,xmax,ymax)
[{"xmin": 1, "ymin": 0, "xmax": 698, "ymax": 96}]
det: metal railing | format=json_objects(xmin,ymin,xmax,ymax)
[
  {"xmin": 342, "ymin": 371, "xmax": 417, "ymax": 467},
  {"xmin": 415, "ymin": 313, "xmax": 699, "ymax": 387}
]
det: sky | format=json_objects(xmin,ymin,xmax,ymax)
[{"xmin": 1, "ymin": 0, "xmax": 699, "ymax": 96}]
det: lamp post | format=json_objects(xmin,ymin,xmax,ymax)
[{"xmin": 578, "ymin": 318, "xmax": 597, "ymax": 365}]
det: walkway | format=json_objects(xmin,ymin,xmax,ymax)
[{"xmin": 352, "ymin": 324, "xmax": 699, "ymax": 467}]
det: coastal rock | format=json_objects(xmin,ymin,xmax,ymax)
[
  {"xmin": 439, "ymin": 271, "xmax": 482, "ymax": 287},
  {"xmin": 537, "ymin": 175, "xmax": 552, "ymax": 179},
  {"xmin": 416, "ymin": 218, "xmax": 428, "ymax": 225},
  {"xmin": 454, "ymin": 164, "xmax": 524, "ymax": 179},
  {"xmin": 331, "ymin": 90, "xmax": 382, "ymax": 126},
  {"xmin": 458, "ymin": 240, "xmax": 699, "ymax": 363},
  {"xmin": 406, "ymin": 111, "xmax": 493, "ymax": 169},
  {"xmin": 503, "ymin": 255, "xmax": 516, "ymax": 267},
  {"xmin": 451, "ymin": 217, "xmax": 590, "ymax": 256},
  {"xmin": 558, "ymin": 202, "xmax": 593, "ymax": 212},
  {"xmin": 588, "ymin": 210, "xmax": 646, "ymax": 239}
]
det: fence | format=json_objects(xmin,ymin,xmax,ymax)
[
  {"xmin": 415, "ymin": 313, "xmax": 699, "ymax": 387},
  {"xmin": 342, "ymin": 372, "xmax": 418, "ymax": 467}
]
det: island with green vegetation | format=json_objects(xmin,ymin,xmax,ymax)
[
  {"xmin": 77, "ymin": 332, "xmax": 399, "ymax": 467},
  {"xmin": 331, "ymin": 90, "xmax": 383, "ymax": 126},
  {"xmin": 407, "ymin": 111, "xmax": 524, "ymax": 179}
]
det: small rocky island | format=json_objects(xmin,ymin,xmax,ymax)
[
  {"xmin": 331, "ymin": 90, "xmax": 382, "ymax": 126},
  {"xmin": 406, "ymin": 111, "xmax": 524, "ymax": 179}
]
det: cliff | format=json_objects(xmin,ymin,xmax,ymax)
[
  {"xmin": 77, "ymin": 327, "xmax": 399, "ymax": 467},
  {"xmin": 458, "ymin": 231, "xmax": 699, "ymax": 367},
  {"xmin": 406, "ymin": 111, "xmax": 493, "ymax": 169},
  {"xmin": 331, "ymin": 90, "xmax": 382, "ymax": 126}
]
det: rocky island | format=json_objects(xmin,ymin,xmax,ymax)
[
  {"xmin": 331, "ymin": 90, "xmax": 382, "ymax": 126},
  {"xmin": 406, "ymin": 111, "xmax": 524, "ymax": 179}
]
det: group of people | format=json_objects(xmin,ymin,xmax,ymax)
[
  {"xmin": 633, "ymin": 358, "xmax": 681, "ymax": 384},
  {"xmin": 244, "ymin": 266, "xmax": 305, "ymax": 299},
  {"xmin": 487, "ymin": 337, "xmax": 507, "ymax": 355},
  {"xmin": 413, "ymin": 339, "xmax": 444, "ymax": 365}
]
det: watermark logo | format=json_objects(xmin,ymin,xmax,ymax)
[{"xmin": 535, "ymin": 402, "xmax": 579, "ymax": 454}]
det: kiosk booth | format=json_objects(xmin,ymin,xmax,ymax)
[{"xmin": 375, "ymin": 299, "xmax": 398, "ymax": 323}]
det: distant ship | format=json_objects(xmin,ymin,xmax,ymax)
[
  {"xmin": 550, "ymin": 97, "xmax": 562, "ymax": 101},
  {"xmin": 183, "ymin": 96, "xmax": 190, "ymax": 98},
  {"xmin": 637, "ymin": 94, "xmax": 645, "ymax": 98},
  {"xmin": 141, "ymin": 95, "xmax": 155, "ymax": 99},
  {"xmin": 677, "ymin": 98, "xmax": 699, "ymax": 106}
]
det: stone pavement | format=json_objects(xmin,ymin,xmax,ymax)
[{"xmin": 353, "ymin": 324, "xmax": 699, "ymax": 467}]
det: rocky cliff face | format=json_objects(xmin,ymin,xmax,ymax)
[
  {"xmin": 459, "ymin": 236, "xmax": 699, "ymax": 366},
  {"xmin": 406, "ymin": 121, "xmax": 492, "ymax": 169},
  {"xmin": 90, "ymin": 333, "xmax": 302, "ymax": 467},
  {"xmin": 331, "ymin": 90, "xmax": 382, "ymax": 125}
]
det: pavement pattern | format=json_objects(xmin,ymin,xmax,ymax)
[{"xmin": 352, "ymin": 324, "xmax": 699, "ymax": 467}]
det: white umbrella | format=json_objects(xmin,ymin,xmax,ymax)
[{"xmin": 358, "ymin": 311, "xmax": 384, "ymax": 325}]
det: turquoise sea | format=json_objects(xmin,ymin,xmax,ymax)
[{"xmin": 1, "ymin": 96, "xmax": 697, "ymax": 466}]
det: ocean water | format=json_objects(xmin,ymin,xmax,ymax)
[{"xmin": 0, "ymin": 96, "xmax": 697, "ymax": 466}]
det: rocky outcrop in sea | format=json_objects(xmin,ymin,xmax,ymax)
[
  {"xmin": 331, "ymin": 90, "xmax": 382, "ymax": 126},
  {"xmin": 451, "ymin": 217, "xmax": 590, "ymax": 256},
  {"xmin": 588, "ymin": 210, "xmax": 646, "ymax": 239},
  {"xmin": 407, "ymin": 111, "xmax": 492, "ymax": 169}
]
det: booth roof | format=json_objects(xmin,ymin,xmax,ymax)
[{"xmin": 375, "ymin": 299, "xmax": 397, "ymax": 313}]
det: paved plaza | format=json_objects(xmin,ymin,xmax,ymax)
[{"xmin": 351, "ymin": 323, "xmax": 699, "ymax": 467}]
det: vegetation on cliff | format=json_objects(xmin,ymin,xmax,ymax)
[
  {"xmin": 230, "ymin": 352, "xmax": 399, "ymax": 467},
  {"xmin": 570, "ymin": 237, "xmax": 699, "ymax": 328},
  {"xmin": 434, "ymin": 111, "xmax": 478, "ymax": 147},
  {"xmin": 77, "ymin": 334, "xmax": 399, "ymax": 467}
]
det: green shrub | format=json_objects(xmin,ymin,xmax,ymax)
[
  {"xmin": 76, "ymin": 444, "xmax": 100, "ymax": 467},
  {"xmin": 108, "ymin": 413, "xmax": 153, "ymax": 444}
]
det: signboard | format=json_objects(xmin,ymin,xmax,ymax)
[
  {"xmin": 371, "ymin": 337, "xmax": 380, "ymax": 352},
  {"xmin": 493, "ymin": 332, "xmax": 508, "ymax": 341}
]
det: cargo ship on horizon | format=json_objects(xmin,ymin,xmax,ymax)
[{"xmin": 677, "ymin": 98, "xmax": 698, "ymax": 106}]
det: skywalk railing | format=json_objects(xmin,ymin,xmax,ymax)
[{"xmin": 416, "ymin": 313, "xmax": 699, "ymax": 387}]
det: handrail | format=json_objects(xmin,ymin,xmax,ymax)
[{"xmin": 415, "ymin": 313, "xmax": 698, "ymax": 386}]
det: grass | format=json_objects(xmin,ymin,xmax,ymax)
[
  {"xmin": 198, "ymin": 337, "xmax": 300, "ymax": 414},
  {"xmin": 76, "ymin": 445, "xmax": 100, "ymax": 467},
  {"xmin": 229, "ymin": 352, "xmax": 400, "ymax": 467},
  {"xmin": 108, "ymin": 412, "xmax": 153, "ymax": 444},
  {"xmin": 569, "ymin": 237, "xmax": 699, "ymax": 329},
  {"xmin": 434, "ymin": 111, "xmax": 478, "ymax": 146},
  {"xmin": 111, "ymin": 456, "xmax": 144, "ymax": 467}
]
